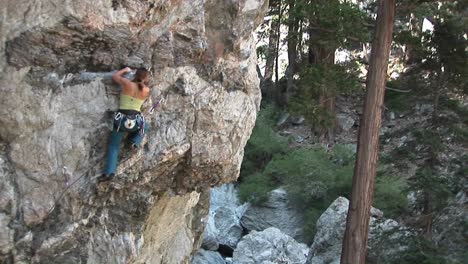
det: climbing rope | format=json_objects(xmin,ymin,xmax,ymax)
[{"xmin": 46, "ymin": 169, "xmax": 100, "ymax": 217}]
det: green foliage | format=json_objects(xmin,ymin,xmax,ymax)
[
  {"xmin": 440, "ymin": 98, "xmax": 468, "ymax": 143},
  {"xmin": 453, "ymin": 154, "xmax": 468, "ymax": 190},
  {"xmin": 374, "ymin": 175, "xmax": 408, "ymax": 217},
  {"xmin": 413, "ymin": 129, "xmax": 444, "ymax": 153},
  {"xmin": 441, "ymin": 98, "xmax": 468, "ymax": 124},
  {"xmin": 394, "ymin": 1, "xmax": 468, "ymax": 100},
  {"xmin": 332, "ymin": 144, "xmax": 355, "ymax": 165},
  {"xmin": 256, "ymin": 44, "xmax": 268, "ymax": 61},
  {"xmin": 303, "ymin": 207, "xmax": 324, "ymax": 239},
  {"xmin": 384, "ymin": 128, "xmax": 445, "ymax": 164},
  {"xmin": 371, "ymin": 234, "xmax": 449, "ymax": 264},
  {"xmin": 238, "ymin": 173, "xmax": 274, "ymax": 205},
  {"xmin": 384, "ymin": 80, "xmax": 417, "ymax": 112},
  {"xmin": 241, "ymin": 103, "xmax": 288, "ymax": 177},
  {"xmin": 408, "ymin": 168, "xmax": 452, "ymax": 212},
  {"xmin": 381, "ymin": 139, "xmax": 418, "ymax": 168},
  {"xmin": 265, "ymin": 146, "xmax": 355, "ymax": 241},
  {"xmin": 264, "ymin": 147, "xmax": 356, "ymax": 204},
  {"xmin": 449, "ymin": 124, "xmax": 468, "ymax": 143},
  {"xmin": 241, "ymin": 134, "xmax": 410, "ymax": 242},
  {"xmin": 394, "ymin": 236, "xmax": 448, "ymax": 264},
  {"xmin": 291, "ymin": 63, "xmax": 360, "ymax": 129},
  {"xmin": 304, "ymin": 0, "xmax": 371, "ymax": 49}
]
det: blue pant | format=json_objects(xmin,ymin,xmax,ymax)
[{"xmin": 103, "ymin": 113, "xmax": 146, "ymax": 175}]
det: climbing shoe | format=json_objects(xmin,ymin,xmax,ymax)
[{"xmin": 97, "ymin": 173, "xmax": 115, "ymax": 182}]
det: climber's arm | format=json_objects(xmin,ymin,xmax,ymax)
[{"xmin": 112, "ymin": 67, "xmax": 133, "ymax": 87}]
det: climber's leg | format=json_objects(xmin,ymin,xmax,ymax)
[
  {"xmin": 100, "ymin": 130, "xmax": 125, "ymax": 181},
  {"xmin": 128, "ymin": 123, "xmax": 148, "ymax": 149}
]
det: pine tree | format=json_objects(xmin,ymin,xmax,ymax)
[{"xmin": 341, "ymin": 1, "xmax": 396, "ymax": 263}]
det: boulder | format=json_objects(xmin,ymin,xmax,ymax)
[
  {"xmin": 241, "ymin": 188, "xmax": 304, "ymax": 241},
  {"xmin": 307, "ymin": 197, "xmax": 407, "ymax": 264},
  {"xmin": 277, "ymin": 113, "xmax": 290, "ymax": 127},
  {"xmin": 336, "ymin": 114, "xmax": 355, "ymax": 131},
  {"xmin": 191, "ymin": 249, "xmax": 225, "ymax": 264},
  {"xmin": 202, "ymin": 184, "xmax": 248, "ymax": 250},
  {"xmin": 233, "ymin": 227, "xmax": 309, "ymax": 264},
  {"xmin": 291, "ymin": 116, "xmax": 305, "ymax": 126}
]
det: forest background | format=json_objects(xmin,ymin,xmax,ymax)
[{"xmin": 238, "ymin": 0, "xmax": 467, "ymax": 263}]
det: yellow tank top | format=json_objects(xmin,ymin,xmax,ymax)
[{"xmin": 120, "ymin": 94, "xmax": 144, "ymax": 112}]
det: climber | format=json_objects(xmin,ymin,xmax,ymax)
[{"xmin": 98, "ymin": 67, "xmax": 151, "ymax": 182}]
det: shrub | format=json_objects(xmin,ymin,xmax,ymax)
[
  {"xmin": 238, "ymin": 172, "xmax": 274, "ymax": 204},
  {"xmin": 394, "ymin": 236, "xmax": 448, "ymax": 264},
  {"xmin": 240, "ymin": 103, "xmax": 287, "ymax": 177},
  {"xmin": 262, "ymin": 146, "xmax": 355, "ymax": 241},
  {"xmin": 303, "ymin": 207, "xmax": 325, "ymax": 241},
  {"xmin": 374, "ymin": 175, "xmax": 408, "ymax": 217},
  {"xmin": 263, "ymin": 148, "xmax": 338, "ymax": 204},
  {"xmin": 370, "ymin": 234, "xmax": 449, "ymax": 264},
  {"xmin": 384, "ymin": 87, "xmax": 413, "ymax": 112},
  {"xmin": 290, "ymin": 63, "xmax": 360, "ymax": 131},
  {"xmin": 407, "ymin": 168, "xmax": 452, "ymax": 212}
]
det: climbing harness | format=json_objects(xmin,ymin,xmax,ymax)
[{"xmin": 114, "ymin": 111, "xmax": 144, "ymax": 134}]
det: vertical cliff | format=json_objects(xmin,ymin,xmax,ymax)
[{"xmin": 0, "ymin": 0, "xmax": 267, "ymax": 262}]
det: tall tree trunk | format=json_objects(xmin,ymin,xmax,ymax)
[
  {"xmin": 275, "ymin": 1, "xmax": 283, "ymax": 91},
  {"xmin": 341, "ymin": 1, "xmax": 395, "ymax": 264},
  {"xmin": 307, "ymin": 0, "xmax": 338, "ymax": 142},
  {"xmin": 432, "ymin": 68, "xmax": 446, "ymax": 120},
  {"xmin": 263, "ymin": 0, "xmax": 281, "ymax": 102},
  {"xmin": 405, "ymin": 13, "xmax": 423, "ymax": 65},
  {"xmin": 315, "ymin": 46, "xmax": 336, "ymax": 142},
  {"xmin": 284, "ymin": 0, "xmax": 298, "ymax": 107}
]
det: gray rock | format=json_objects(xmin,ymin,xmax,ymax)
[
  {"xmin": 202, "ymin": 216, "xmax": 220, "ymax": 250},
  {"xmin": 277, "ymin": 113, "xmax": 290, "ymax": 127},
  {"xmin": 294, "ymin": 135, "xmax": 305, "ymax": 143},
  {"xmin": 0, "ymin": 0, "xmax": 268, "ymax": 262},
  {"xmin": 214, "ymin": 207, "xmax": 245, "ymax": 249},
  {"xmin": 416, "ymin": 104, "xmax": 434, "ymax": 114},
  {"xmin": 0, "ymin": 214, "xmax": 13, "ymax": 255},
  {"xmin": 306, "ymin": 197, "xmax": 407, "ymax": 264},
  {"xmin": 398, "ymin": 135, "xmax": 408, "ymax": 147},
  {"xmin": 202, "ymin": 184, "xmax": 248, "ymax": 250},
  {"xmin": 336, "ymin": 114, "xmax": 355, "ymax": 131},
  {"xmin": 192, "ymin": 249, "xmax": 225, "ymax": 264},
  {"xmin": 233, "ymin": 227, "xmax": 309, "ymax": 264},
  {"xmin": 291, "ymin": 116, "xmax": 305, "ymax": 126},
  {"xmin": 241, "ymin": 188, "xmax": 304, "ymax": 241}
]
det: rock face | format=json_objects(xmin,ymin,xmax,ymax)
[
  {"xmin": 306, "ymin": 197, "xmax": 407, "ymax": 264},
  {"xmin": 241, "ymin": 188, "xmax": 304, "ymax": 241},
  {"xmin": 233, "ymin": 227, "xmax": 309, "ymax": 264},
  {"xmin": 202, "ymin": 183, "xmax": 248, "ymax": 250},
  {"xmin": 0, "ymin": 0, "xmax": 267, "ymax": 263}
]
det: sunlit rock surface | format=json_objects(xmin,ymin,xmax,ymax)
[{"xmin": 233, "ymin": 227, "xmax": 309, "ymax": 264}]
